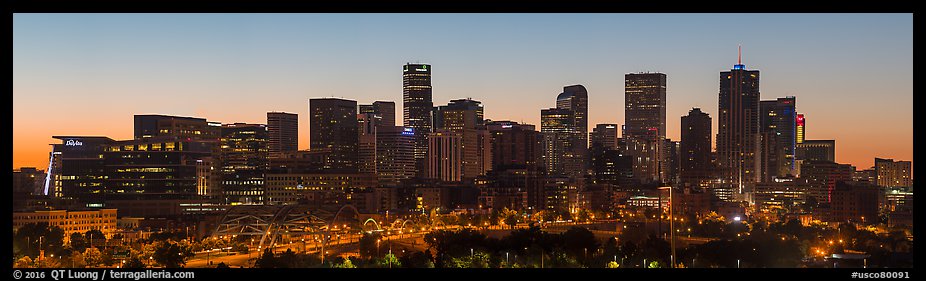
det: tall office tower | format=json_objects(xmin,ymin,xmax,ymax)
[
  {"xmin": 427, "ymin": 131, "xmax": 464, "ymax": 182},
  {"xmin": 267, "ymin": 112, "xmax": 298, "ymax": 155},
  {"xmin": 219, "ymin": 123, "xmax": 269, "ymax": 205},
  {"xmin": 541, "ymin": 108, "xmax": 581, "ymax": 178},
  {"xmin": 680, "ymin": 108, "xmax": 713, "ymax": 187},
  {"xmin": 759, "ymin": 97, "xmax": 797, "ymax": 182},
  {"xmin": 624, "ymin": 73, "xmax": 667, "ymax": 184},
  {"xmin": 556, "ymin": 85, "xmax": 589, "ymax": 172},
  {"xmin": 403, "ymin": 63, "xmax": 433, "ymax": 177},
  {"xmin": 309, "ymin": 98, "xmax": 359, "ymax": 172},
  {"xmin": 433, "ymin": 98, "xmax": 490, "ymax": 180},
  {"xmin": 590, "ymin": 124, "xmax": 620, "ymax": 151},
  {"xmin": 375, "ymin": 126, "xmax": 416, "ymax": 184},
  {"xmin": 796, "ymin": 114, "xmax": 805, "ymax": 144},
  {"xmin": 874, "ymin": 158, "xmax": 913, "ymax": 188},
  {"xmin": 360, "ymin": 101, "xmax": 396, "ymax": 127},
  {"xmin": 717, "ymin": 49, "xmax": 761, "ymax": 197},
  {"xmin": 134, "ymin": 114, "xmax": 219, "ymax": 140}
]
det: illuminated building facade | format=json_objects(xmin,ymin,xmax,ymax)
[
  {"xmin": 759, "ymin": 97, "xmax": 797, "ymax": 182},
  {"xmin": 427, "ymin": 131, "xmax": 464, "ymax": 182},
  {"xmin": 49, "ymin": 136, "xmax": 115, "ymax": 207},
  {"xmin": 219, "ymin": 123, "xmax": 269, "ymax": 205},
  {"xmin": 403, "ymin": 63, "xmax": 433, "ymax": 178},
  {"xmin": 875, "ymin": 158, "xmax": 913, "ymax": 188},
  {"xmin": 717, "ymin": 52, "xmax": 761, "ymax": 198},
  {"xmin": 541, "ymin": 108, "xmax": 578, "ymax": 178},
  {"xmin": 13, "ymin": 209, "xmax": 118, "ymax": 242},
  {"xmin": 134, "ymin": 114, "xmax": 218, "ymax": 140},
  {"xmin": 310, "ymin": 98, "xmax": 359, "ymax": 172},
  {"xmin": 556, "ymin": 85, "xmax": 589, "ymax": 174},
  {"xmin": 624, "ymin": 73, "xmax": 667, "ymax": 184},
  {"xmin": 267, "ymin": 112, "xmax": 298, "ymax": 155},
  {"xmin": 590, "ymin": 124, "xmax": 619, "ymax": 151}
]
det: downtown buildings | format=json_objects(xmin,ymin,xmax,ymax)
[
  {"xmin": 716, "ymin": 54, "xmax": 761, "ymax": 200},
  {"xmin": 21, "ymin": 57, "xmax": 912, "ymax": 230}
]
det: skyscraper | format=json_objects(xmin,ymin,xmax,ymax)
[
  {"xmin": 267, "ymin": 112, "xmax": 298, "ymax": 155},
  {"xmin": 487, "ymin": 121, "xmax": 542, "ymax": 172},
  {"xmin": 759, "ymin": 97, "xmax": 797, "ymax": 182},
  {"xmin": 309, "ymin": 98, "xmax": 359, "ymax": 172},
  {"xmin": 680, "ymin": 108, "xmax": 713, "ymax": 187},
  {"xmin": 717, "ymin": 49, "xmax": 760, "ymax": 197},
  {"xmin": 360, "ymin": 101, "xmax": 396, "ymax": 128},
  {"xmin": 403, "ymin": 63, "xmax": 433, "ymax": 178},
  {"xmin": 433, "ymin": 98, "xmax": 484, "ymax": 132},
  {"xmin": 556, "ymin": 85, "xmax": 589, "ymax": 173},
  {"xmin": 541, "ymin": 108, "xmax": 578, "ymax": 178},
  {"xmin": 432, "ymin": 98, "xmax": 491, "ymax": 180},
  {"xmin": 375, "ymin": 126, "xmax": 416, "ymax": 184},
  {"xmin": 624, "ymin": 72, "xmax": 667, "ymax": 184},
  {"xmin": 590, "ymin": 124, "xmax": 620, "ymax": 151},
  {"xmin": 219, "ymin": 123, "xmax": 269, "ymax": 205}
]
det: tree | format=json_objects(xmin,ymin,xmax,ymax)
[
  {"xmin": 14, "ymin": 256, "xmax": 34, "ymax": 268},
  {"xmin": 70, "ymin": 233, "xmax": 89, "ymax": 253},
  {"xmin": 562, "ymin": 227, "xmax": 599, "ymax": 264},
  {"xmin": 13, "ymin": 223, "xmax": 66, "ymax": 258},
  {"xmin": 100, "ymin": 248, "xmax": 116, "ymax": 266},
  {"xmin": 502, "ymin": 208, "xmax": 520, "ymax": 229},
  {"xmin": 254, "ymin": 250, "xmax": 278, "ymax": 268},
  {"xmin": 85, "ymin": 229, "xmax": 105, "ymax": 244},
  {"xmin": 124, "ymin": 256, "xmax": 146, "ymax": 269},
  {"xmin": 358, "ymin": 232, "xmax": 382, "ymax": 258},
  {"xmin": 606, "ymin": 261, "xmax": 620, "ymax": 268},
  {"xmin": 215, "ymin": 262, "xmax": 230, "ymax": 269},
  {"xmin": 334, "ymin": 258, "xmax": 356, "ymax": 268},
  {"xmin": 68, "ymin": 251, "xmax": 87, "ymax": 268},
  {"xmin": 84, "ymin": 247, "xmax": 103, "ymax": 267},
  {"xmin": 380, "ymin": 253, "xmax": 401, "ymax": 268},
  {"xmin": 152, "ymin": 241, "xmax": 193, "ymax": 268}
]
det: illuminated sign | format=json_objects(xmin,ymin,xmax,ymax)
[
  {"xmin": 733, "ymin": 64, "xmax": 745, "ymax": 70},
  {"xmin": 402, "ymin": 128, "xmax": 415, "ymax": 136},
  {"xmin": 501, "ymin": 125, "xmax": 513, "ymax": 129},
  {"xmin": 65, "ymin": 139, "xmax": 84, "ymax": 146},
  {"xmin": 796, "ymin": 114, "xmax": 805, "ymax": 126},
  {"xmin": 605, "ymin": 125, "xmax": 616, "ymax": 129}
]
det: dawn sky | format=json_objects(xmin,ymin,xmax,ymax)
[{"xmin": 13, "ymin": 13, "xmax": 912, "ymax": 171}]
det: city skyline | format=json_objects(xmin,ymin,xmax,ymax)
[{"xmin": 13, "ymin": 13, "xmax": 913, "ymax": 171}]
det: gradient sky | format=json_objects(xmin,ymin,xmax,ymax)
[{"xmin": 13, "ymin": 13, "xmax": 912, "ymax": 172}]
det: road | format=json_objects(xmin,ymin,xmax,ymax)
[{"xmin": 184, "ymin": 220, "xmax": 716, "ymax": 268}]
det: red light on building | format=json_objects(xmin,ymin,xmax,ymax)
[{"xmin": 796, "ymin": 114, "xmax": 805, "ymax": 126}]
